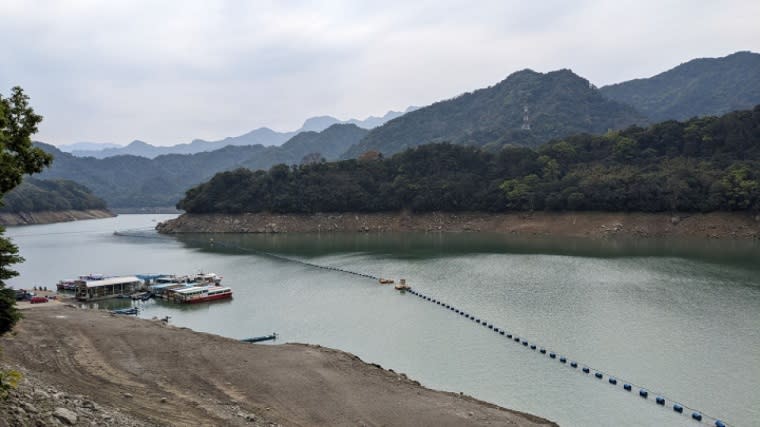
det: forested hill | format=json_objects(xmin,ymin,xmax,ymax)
[
  {"xmin": 341, "ymin": 69, "xmax": 646, "ymax": 158},
  {"xmin": 0, "ymin": 178, "xmax": 107, "ymax": 213},
  {"xmin": 179, "ymin": 106, "xmax": 760, "ymax": 214},
  {"xmin": 36, "ymin": 124, "xmax": 368, "ymax": 207},
  {"xmin": 601, "ymin": 51, "xmax": 760, "ymax": 122}
]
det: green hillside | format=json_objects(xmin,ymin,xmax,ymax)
[
  {"xmin": 0, "ymin": 178, "xmax": 107, "ymax": 213},
  {"xmin": 601, "ymin": 51, "xmax": 760, "ymax": 122},
  {"xmin": 179, "ymin": 106, "xmax": 760, "ymax": 214},
  {"xmin": 342, "ymin": 69, "xmax": 646, "ymax": 158}
]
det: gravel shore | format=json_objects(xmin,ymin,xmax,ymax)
[
  {"xmin": 1, "ymin": 305, "xmax": 556, "ymax": 427},
  {"xmin": 157, "ymin": 211, "xmax": 760, "ymax": 239}
]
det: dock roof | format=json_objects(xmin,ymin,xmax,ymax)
[{"xmin": 82, "ymin": 276, "xmax": 142, "ymax": 288}]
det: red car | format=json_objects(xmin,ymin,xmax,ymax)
[{"xmin": 29, "ymin": 296, "xmax": 48, "ymax": 304}]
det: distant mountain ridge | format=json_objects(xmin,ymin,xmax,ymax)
[
  {"xmin": 35, "ymin": 124, "xmax": 368, "ymax": 207},
  {"xmin": 67, "ymin": 108, "xmax": 413, "ymax": 159},
  {"xmin": 600, "ymin": 51, "xmax": 760, "ymax": 121},
  {"xmin": 342, "ymin": 69, "xmax": 646, "ymax": 158},
  {"xmin": 58, "ymin": 142, "xmax": 121, "ymax": 152}
]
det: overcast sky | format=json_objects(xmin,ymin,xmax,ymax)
[{"xmin": 1, "ymin": 0, "xmax": 758, "ymax": 146}]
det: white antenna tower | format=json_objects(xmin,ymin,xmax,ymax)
[{"xmin": 521, "ymin": 105, "xmax": 531, "ymax": 130}]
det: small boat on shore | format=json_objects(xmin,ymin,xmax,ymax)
[
  {"xmin": 111, "ymin": 307, "xmax": 139, "ymax": 315},
  {"xmin": 241, "ymin": 333, "xmax": 277, "ymax": 343}
]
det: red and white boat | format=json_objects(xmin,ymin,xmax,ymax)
[{"xmin": 171, "ymin": 285, "xmax": 233, "ymax": 304}]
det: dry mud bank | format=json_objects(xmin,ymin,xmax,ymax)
[
  {"xmin": 157, "ymin": 211, "xmax": 760, "ymax": 239},
  {"xmin": 0, "ymin": 305, "xmax": 556, "ymax": 427}
]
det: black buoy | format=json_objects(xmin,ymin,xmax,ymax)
[
  {"xmin": 507, "ymin": 334, "xmax": 513, "ymax": 339},
  {"xmin": 476, "ymin": 319, "xmax": 481, "ymax": 323},
  {"xmin": 623, "ymin": 384, "xmax": 632, "ymax": 391},
  {"xmin": 595, "ymin": 372, "xmax": 603, "ymax": 379},
  {"xmin": 582, "ymin": 367, "xmax": 590, "ymax": 373},
  {"xmin": 549, "ymin": 352, "xmax": 556, "ymax": 359},
  {"xmin": 673, "ymin": 404, "xmax": 683, "ymax": 413},
  {"xmin": 499, "ymin": 330, "xmax": 505, "ymax": 335},
  {"xmin": 639, "ymin": 389, "xmax": 648, "ymax": 398},
  {"xmin": 514, "ymin": 337, "xmax": 520, "ymax": 342},
  {"xmin": 692, "ymin": 412, "xmax": 703, "ymax": 421},
  {"xmin": 530, "ymin": 344, "xmax": 537, "ymax": 350},
  {"xmin": 609, "ymin": 378, "xmax": 617, "ymax": 385},
  {"xmin": 559, "ymin": 357, "xmax": 566, "ymax": 363},
  {"xmin": 655, "ymin": 397, "xmax": 665, "ymax": 405},
  {"xmin": 570, "ymin": 362, "xmax": 577, "ymax": 368},
  {"xmin": 540, "ymin": 348, "xmax": 546, "ymax": 354},
  {"xmin": 716, "ymin": 420, "xmax": 726, "ymax": 427}
]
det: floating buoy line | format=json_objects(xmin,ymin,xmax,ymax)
[{"xmin": 114, "ymin": 228, "xmax": 731, "ymax": 426}]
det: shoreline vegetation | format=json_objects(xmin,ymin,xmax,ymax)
[
  {"xmin": 0, "ymin": 304, "xmax": 557, "ymax": 426},
  {"xmin": 0, "ymin": 209, "xmax": 114, "ymax": 226},
  {"xmin": 157, "ymin": 211, "xmax": 760, "ymax": 239}
]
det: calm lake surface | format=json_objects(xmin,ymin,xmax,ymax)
[{"xmin": 7, "ymin": 214, "xmax": 760, "ymax": 427}]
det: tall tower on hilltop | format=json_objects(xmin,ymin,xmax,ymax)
[{"xmin": 521, "ymin": 105, "xmax": 531, "ymax": 130}]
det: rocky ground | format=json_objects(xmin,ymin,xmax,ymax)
[
  {"xmin": 0, "ymin": 209, "xmax": 115, "ymax": 226},
  {"xmin": 0, "ymin": 305, "xmax": 556, "ymax": 426},
  {"xmin": 156, "ymin": 211, "xmax": 760, "ymax": 239}
]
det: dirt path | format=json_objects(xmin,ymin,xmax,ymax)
[{"xmin": 1, "ymin": 305, "xmax": 556, "ymax": 426}]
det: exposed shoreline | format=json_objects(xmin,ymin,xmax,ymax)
[
  {"xmin": 0, "ymin": 304, "xmax": 556, "ymax": 426},
  {"xmin": 0, "ymin": 209, "xmax": 115, "ymax": 226},
  {"xmin": 157, "ymin": 211, "xmax": 760, "ymax": 239}
]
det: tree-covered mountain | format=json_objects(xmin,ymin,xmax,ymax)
[
  {"xmin": 342, "ymin": 69, "xmax": 647, "ymax": 158},
  {"xmin": 67, "ymin": 109, "xmax": 410, "ymax": 159},
  {"xmin": 35, "ymin": 124, "xmax": 368, "ymax": 207},
  {"xmin": 0, "ymin": 178, "xmax": 107, "ymax": 213},
  {"xmin": 179, "ymin": 106, "xmax": 760, "ymax": 215},
  {"xmin": 601, "ymin": 51, "xmax": 760, "ymax": 122}
]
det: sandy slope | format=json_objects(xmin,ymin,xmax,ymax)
[{"xmin": 0, "ymin": 305, "xmax": 556, "ymax": 427}]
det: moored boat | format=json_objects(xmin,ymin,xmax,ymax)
[{"xmin": 172, "ymin": 285, "xmax": 233, "ymax": 304}]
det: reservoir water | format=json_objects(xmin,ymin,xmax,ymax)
[{"xmin": 7, "ymin": 214, "xmax": 760, "ymax": 426}]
